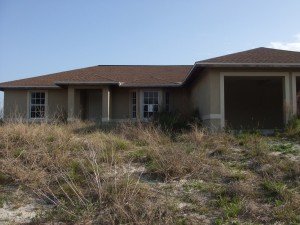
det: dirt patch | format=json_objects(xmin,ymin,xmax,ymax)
[{"xmin": 0, "ymin": 185, "xmax": 50, "ymax": 225}]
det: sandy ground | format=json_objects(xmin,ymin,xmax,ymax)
[{"xmin": 0, "ymin": 185, "xmax": 49, "ymax": 225}]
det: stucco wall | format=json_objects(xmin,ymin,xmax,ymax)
[
  {"xmin": 162, "ymin": 88, "xmax": 191, "ymax": 115},
  {"xmin": 190, "ymin": 68, "xmax": 300, "ymax": 129},
  {"xmin": 3, "ymin": 89, "xmax": 68, "ymax": 121},
  {"xmin": 4, "ymin": 90, "xmax": 28, "ymax": 120},
  {"xmin": 48, "ymin": 89, "xmax": 68, "ymax": 119},
  {"xmin": 111, "ymin": 87, "xmax": 130, "ymax": 119},
  {"xmin": 190, "ymin": 69, "xmax": 211, "ymax": 117}
]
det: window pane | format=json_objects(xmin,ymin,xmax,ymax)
[
  {"xmin": 149, "ymin": 98, "xmax": 153, "ymax": 104},
  {"xmin": 144, "ymin": 105, "xmax": 148, "ymax": 112},
  {"xmin": 154, "ymin": 92, "xmax": 158, "ymax": 98},
  {"xmin": 154, "ymin": 98, "xmax": 158, "ymax": 104},
  {"xmin": 144, "ymin": 98, "xmax": 148, "ymax": 104},
  {"xmin": 30, "ymin": 92, "xmax": 46, "ymax": 118},
  {"xmin": 144, "ymin": 92, "xmax": 148, "ymax": 98},
  {"xmin": 154, "ymin": 105, "xmax": 158, "ymax": 112}
]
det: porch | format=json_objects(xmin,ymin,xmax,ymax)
[{"xmin": 67, "ymin": 86, "xmax": 111, "ymax": 122}]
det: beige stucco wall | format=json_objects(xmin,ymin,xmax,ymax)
[
  {"xmin": 165, "ymin": 88, "xmax": 191, "ymax": 115},
  {"xmin": 190, "ymin": 69, "xmax": 211, "ymax": 117},
  {"xmin": 48, "ymin": 89, "xmax": 68, "ymax": 119},
  {"xmin": 191, "ymin": 68, "xmax": 300, "ymax": 130},
  {"xmin": 111, "ymin": 88, "xmax": 130, "ymax": 120},
  {"xmin": 4, "ymin": 90, "xmax": 28, "ymax": 120},
  {"xmin": 3, "ymin": 89, "xmax": 68, "ymax": 121}
]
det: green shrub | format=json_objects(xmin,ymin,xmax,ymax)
[
  {"xmin": 261, "ymin": 181, "xmax": 289, "ymax": 202},
  {"xmin": 154, "ymin": 111, "xmax": 197, "ymax": 131},
  {"xmin": 285, "ymin": 117, "xmax": 300, "ymax": 138},
  {"xmin": 273, "ymin": 143, "xmax": 297, "ymax": 154},
  {"xmin": 216, "ymin": 196, "xmax": 243, "ymax": 220}
]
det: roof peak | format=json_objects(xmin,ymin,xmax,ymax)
[
  {"xmin": 197, "ymin": 47, "xmax": 300, "ymax": 65},
  {"xmin": 96, "ymin": 65, "xmax": 191, "ymax": 67}
]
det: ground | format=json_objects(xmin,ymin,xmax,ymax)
[{"xmin": 0, "ymin": 121, "xmax": 299, "ymax": 225}]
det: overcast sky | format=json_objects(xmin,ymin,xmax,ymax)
[{"xmin": 1, "ymin": 0, "xmax": 300, "ymax": 108}]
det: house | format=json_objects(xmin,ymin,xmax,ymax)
[{"xmin": 1, "ymin": 47, "xmax": 300, "ymax": 130}]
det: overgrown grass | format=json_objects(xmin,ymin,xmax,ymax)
[{"xmin": 0, "ymin": 121, "xmax": 299, "ymax": 224}]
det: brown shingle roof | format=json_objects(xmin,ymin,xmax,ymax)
[
  {"xmin": 197, "ymin": 47, "xmax": 300, "ymax": 66},
  {"xmin": 1, "ymin": 48, "xmax": 300, "ymax": 90},
  {"xmin": 0, "ymin": 65, "xmax": 192, "ymax": 90}
]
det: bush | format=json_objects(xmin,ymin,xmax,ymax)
[
  {"xmin": 153, "ymin": 111, "xmax": 201, "ymax": 132},
  {"xmin": 285, "ymin": 117, "xmax": 300, "ymax": 138}
]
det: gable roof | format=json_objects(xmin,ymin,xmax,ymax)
[
  {"xmin": 197, "ymin": 47, "xmax": 300, "ymax": 67},
  {"xmin": 0, "ymin": 65, "xmax": 192, "ymax": 90}
]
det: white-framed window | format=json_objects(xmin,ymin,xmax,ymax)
[
  {"xmin": 30, "ymin": 92, "xmax": 46, "ymax": 119},
  {"xmin": 143, "ymin": 91, "xmax": 159, "ymax": 118},
  {"xmin": 165, "ymin": 92, "xmax": 170, "ymax": 112},
  {"xmin": 131, "ymin": 91, "xmax": 137, "ymax": 119}
]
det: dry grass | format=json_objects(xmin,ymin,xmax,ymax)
[{"xmin": 0, "ymin": 121, "xmax": 299, "ymax": 224}]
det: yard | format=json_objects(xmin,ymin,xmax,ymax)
[{"xmin": 0, "ymin": 120, "xmax": 299, "ymax": 224}]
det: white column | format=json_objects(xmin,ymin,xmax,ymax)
[
  {"xmin": 68, "ymin": 87, "xmax": 75, "ymax": 121},
  {"xmin": 102, "ymin": 87, "xmax": 111, "ymax": 122}
]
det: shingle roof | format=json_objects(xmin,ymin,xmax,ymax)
[
  {"xmin": 1, "ymin": 48, "xmax": 300, "ymax": 90},
  {"xmin": 197, "ymin": 47, "xmax": 300, "ymax": 66},
  {"xmin": 0, "ymin": 65, "xmax": 192, "ymax": 90}
]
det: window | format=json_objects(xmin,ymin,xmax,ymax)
[
  {"xmin": 143, "ymin": 91, "xmax": 159, "ymax": 118},
  {"xmin": 30, "ymin": 92, "xmax": 46, "ymax": 119},
  {"xmin": 131, "ymin": 91, "xmax": 137, "ymax": 118},
  {"xmin": 165, "ymin": 92, "xmax": 170, "ymax": 112}
]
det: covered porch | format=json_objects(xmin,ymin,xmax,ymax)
[{"xmin": 67, "ymin": 86, "xmax": 111, "ymax": 122}]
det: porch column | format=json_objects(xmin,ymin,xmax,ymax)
[
  {"xmin": 102, "ymin": 87, "xmax": 111, "ymax": 122},
  {"xmin": 284, "ymin": 75, "xmax": 291, "ymax": 124},
  {"xmin": 68, "ymin": 87, "xmax": 75, "ymax": 121}
]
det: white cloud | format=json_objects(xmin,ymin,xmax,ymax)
[{"xmin": 269, "ymin": 33, "xmax": 300, "ymax": 51}]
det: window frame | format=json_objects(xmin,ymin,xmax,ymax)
[
  {"xmin": 140, "ymin": 90, "xmax": 162, "ymax": 120},
  {"xmin": 130, "ymin": 91, "xmax": 137, "ymax": 119},
  {"xmin": 27, "ymin": 91, "xmax": 48, "ymax": 120}
]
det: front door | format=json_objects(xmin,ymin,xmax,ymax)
[{"xmin": 87, "ymin": 90, "xmax": 102, "ymax": 121}]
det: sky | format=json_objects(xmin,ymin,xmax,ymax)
[{"xmin": 1, "ymin": 0, "xmax": 300, "ymax": 109}]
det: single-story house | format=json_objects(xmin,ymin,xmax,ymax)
[{"xmin": 1, "ymin": 47, "xmax": 300, "ymax": 130}]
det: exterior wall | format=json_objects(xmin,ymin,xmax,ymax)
[
  {"xmin": 111, "ymin": 87, "xmax": 130, "ymax": 120},
  {"xmin": 167, "ymin": 88, "xmax": 191, "ymax": 115},
  {"xmin": 48, "ymin": 89, "xmax": 68, "ymax": 119},
  {"xmin": 190, "ymin": 68, "xmax": 300, "ymax": 130},
  {"xmin": 3, "ymin": 89, "xmax": 68, "ymax": 121},
  {"xmin": 4, "ymin": 90, "xmax": 28, "ymax": 120},
  {"xmin": 190, "ymin": 69, "xmax": 212, "ymax": 118}
]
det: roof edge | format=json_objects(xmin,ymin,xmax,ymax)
[
  {"xmin": 195, "ymin": 62, "xmax": 300, "ymax": 68},
  {"xmin": 0, "ymin": 86, "xmax": 60, "ymax": 91}
]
